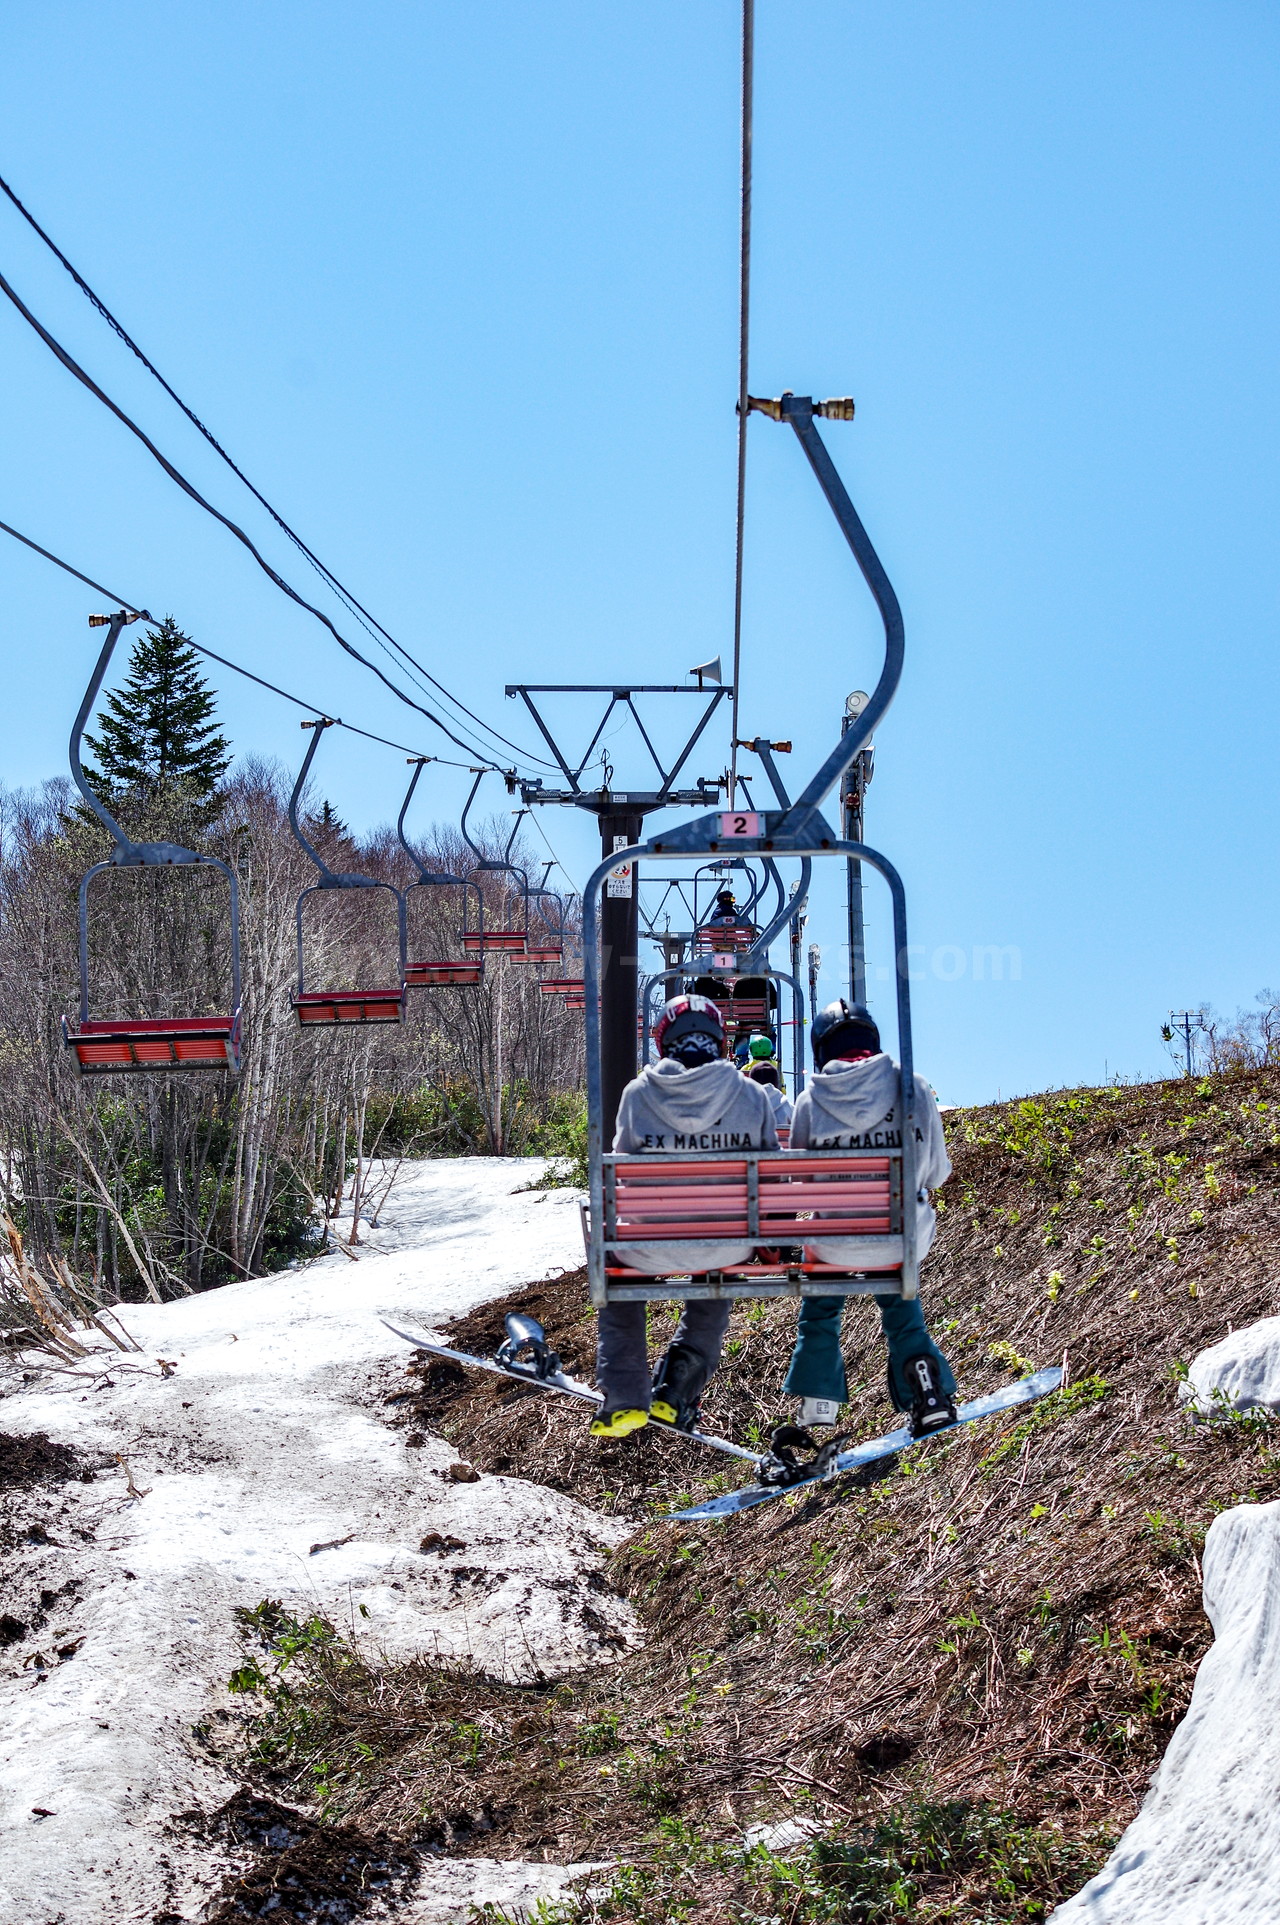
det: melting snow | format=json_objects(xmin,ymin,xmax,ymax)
[
  {"xmin": 1049, "ymin": 1498, "xmax": 1280, "ymax": 1923},
  {"xmin": 1179, "ymin": 1314, "xmax": 1280, "ymax": 1419},
  {"xmin": 0, "ymin": 1158, "xmax": 628, "ymax": 1924}
]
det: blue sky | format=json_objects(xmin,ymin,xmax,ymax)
[{"xmin": 1, "ymin": 1, "xmax": 1277, "ymax": 1104}]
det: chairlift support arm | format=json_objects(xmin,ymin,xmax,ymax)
[
  {"xmin": 744, "ymin": 396, "xmax": 904, "ymax": 838},
  {"xmin": 397, "ymin": 756, "xmax": 485, "ymax": 940}
]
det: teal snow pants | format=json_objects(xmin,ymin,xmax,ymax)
[{"xmin": 782, "ymin": 1293, "xmax": 956, "ymax": 1412}]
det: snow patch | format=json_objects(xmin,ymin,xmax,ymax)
[
  {"xmin": 1179, "ymin": 1315, "xmax": 1280, "ymax": 1419},
  {"xmin": 0, "ymin": 1159, "xmax": 624, "ymax": 1925},
  {"xmin": 402, "ymin": 1854, "xmax": 606, "ymax": 1921},
  {"xmin": 1049, "ymin": 1498, "xmax": 1280, "ymax": 1923}
]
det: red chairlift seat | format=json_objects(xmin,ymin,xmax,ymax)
[
  {"xmin": 509, "ymin": 941, "xmax": 565, "ymax": 965},
  {"xmin": 63, "ymin": 1013, "xmax": 242, "ymax": 1075},
  {"xmin": 404, "ymin": 960, "xmax": 483, "ymax": 988},
  {"xmin": 293, "ymin": 988, "xmax": 405, "ymax": 1025},
  {"xmin": 539, "ymin": 978, "xmax": 585, "ymax": 995},
  {"xmin": 461, "ymin": 930, "xmax": 528, "ymax": 955},
  {"xmin": 693, "ymin": 922, "xmax": 757, "ymax": 956}
]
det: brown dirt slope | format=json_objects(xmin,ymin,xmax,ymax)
[{"xmin": 233, "ymin": 1068, "xmax": 1280, "ymax": 1920}]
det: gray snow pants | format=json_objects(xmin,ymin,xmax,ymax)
[{"xmin": 595, "ymin": 1300, "xmax": 733, "ymax": 1412}]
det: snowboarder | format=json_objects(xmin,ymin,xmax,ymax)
[
  {"xmin": 707, "ymin": 886, "xmax": 749, "ymax": 932},
  {"xmin": 590, "ymin": 993, "xmax": 778, "ymax": 1439},
  {"xmin": 743, "ymin": 1054, "xmax": 793, "ymax": 1133},
  {"xmin": 783, "ymin": 999, "xmax": 957, "ymax": 1436}
]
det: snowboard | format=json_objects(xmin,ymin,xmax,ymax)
[
  {"xmin": 381, "ymin": 1312, "xmax": 763, "ymax": 1466},
  {"xmin": 669, "ymin": 1365, "xmax": 1065, "ymax": 1520}
]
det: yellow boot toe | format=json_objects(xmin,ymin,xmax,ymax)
[{"xmin": 589, "ymin": 1406, "xmax": 649, "ymax": 1439}]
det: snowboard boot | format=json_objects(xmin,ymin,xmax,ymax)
[
  {"xmin": 904, "ymin": 1353, "xmax": 957, "ymax": 1439},
  {"xmin": 650, "ymin": 1343, "xmax": 706, "ymax": 1433},
  {"xmin": 589, "ymin": 1404, "xmax": 649, "ymax": 1439},
  {"xmin": 797, "ymin": 1396, "xmax": 841, "ymax": 1428}
]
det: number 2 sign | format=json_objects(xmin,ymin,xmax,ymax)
[{"xmin": 719, "ymin": 812, "xmax": 760, "ymax": 839}]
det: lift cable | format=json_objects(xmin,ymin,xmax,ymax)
[
  {"xmin": 0, "ymin": 513, "xmax": 491, "ymax": 770},
  {"xmin": 0, "ymin": 261, "xmax": 538, "ymax": 769},
  {"xmin": 727, "ymin": 0, "xmax": 754, "ymax": 805},
  {"xmin": 0, "ymin": 169, "xmax": 556, "ymax": 774},
  {"xmin": 521, "ymin": 801, "xmax": 580, "ymax": 897}
]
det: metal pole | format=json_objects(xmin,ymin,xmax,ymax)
[
  {"xmin": 840, "ymin": 698, "xmax": 871, "ymax": 1007},
  {"xmin": 600, "ymin": 808, "xmax": 644, "ymax": 1143},
  {"xmin": 789, "ymin": 881, "xmax": 806, "ymax": 1094},
  {"xmin": 843, "ymin": 759, "xmax": 867, "ymax": 1005}
]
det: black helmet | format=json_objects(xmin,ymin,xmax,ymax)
[
  {"xmin": 811, "ymin": 999, "xmax": 881, "ymax": 1069},
  {"xmin": 746, "ymin": 1058, "xmax": 782, "ymax": 1088},
  {"xmin": 654, "ymin": 993, "xmax": 727, "ymax": 1062}
]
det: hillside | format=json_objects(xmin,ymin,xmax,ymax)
[{"xmin": 225, "ymin": 1066, "xmax": 1280, "ymax": 1921}]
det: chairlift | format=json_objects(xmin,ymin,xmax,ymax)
[
  {"xmin": 508, "ymin": 855, "xmax": 567, "ymax": 966},
  {"xmin": 62, "ymin": 610, "xmax": 243, "ymax": 1076},
  {"xmin": 642, "ymin": 959, "xmax": 799, "ymax": 1067},
  {"xmin": 584, "ymin": 393, "xmax": 918, "ymax": 1305},
  {"xmin": 685, "ymin": 851, "xmax": 786, "ymax": 1046},
  {"xmin": 397, "ymin": 758, "xmax": 484, "ymax": 988},
  {"xmin": 288, "ymin": 720, "xmax": 406, "ymax": 1026},
  {"xmin": 457, "ymin": 771, "xmax": 531, "ymax": 955},
  {"xmin": 690, "ymin": 857, "xmax": 760, "ymax": 963}
]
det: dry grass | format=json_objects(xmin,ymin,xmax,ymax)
[{"xmin": 227, "ymin": 1066, "xmax": 1280, "ymax": 1919}]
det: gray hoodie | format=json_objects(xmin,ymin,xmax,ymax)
[
  {"xmin": 789, "ymin": 1053, "xmax": 951, "ymax": 1268},
  {"xmin": 612, "ymin": 1057, "xmax": 778, "ymax": 1273}
]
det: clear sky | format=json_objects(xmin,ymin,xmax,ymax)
[{"xmin": 1, "ymin": 1, "xmax": 1278, "ymax": 1105}]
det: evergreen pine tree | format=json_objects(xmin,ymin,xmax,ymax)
[{"xmin": 84, "ymin": 616, "xmax": 231, "ymax": 810}]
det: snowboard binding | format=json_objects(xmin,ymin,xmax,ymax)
[
  {"xmin": 758, "ymin": 1423, "xmax": 850, "ymax": 1489},
  {"xmin": 495, "ymin": 1312, "xmax": 563, "ymax": 1382},
  {"xmin": 903, "ymin": 1353, "xmax": 957, "ymax": 1438}
]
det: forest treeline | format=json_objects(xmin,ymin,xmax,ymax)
[{"xmin": 0, "ymin": 621, "xmax": 583, "ymax": 1334}]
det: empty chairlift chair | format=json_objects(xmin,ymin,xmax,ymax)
[
  {"xmin": 62, "ymin": 610, "xmax": 243, "ymax": 1076},
  {"xmin": 457, "ymin": 770, "xmax": 531, "ymax": 957},
  {"xmin": 397, "ymin": 759, "xmax": 484, "ymax": 988},
  {"xmin": 289, "ymin": 720, "xmax": 406, "ymax": 1026},
  {"xmin": 508, "ymin": 855, "xmax": 568, "ymax": 966}
]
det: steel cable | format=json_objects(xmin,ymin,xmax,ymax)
[
  {"xmin": 0, "ymin": 513, "xmax": 488, "ymax": 769},
  {"xmin": 0, "ymin": 262, "xmax": 527, "ymax": 768},
  {"xmin": 0, "ymin": 171, "xmax": 557, "ymax": 771},
  {"xmin": 728, "ymin": 0, "xmax": 754, "ymax": 804}
]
